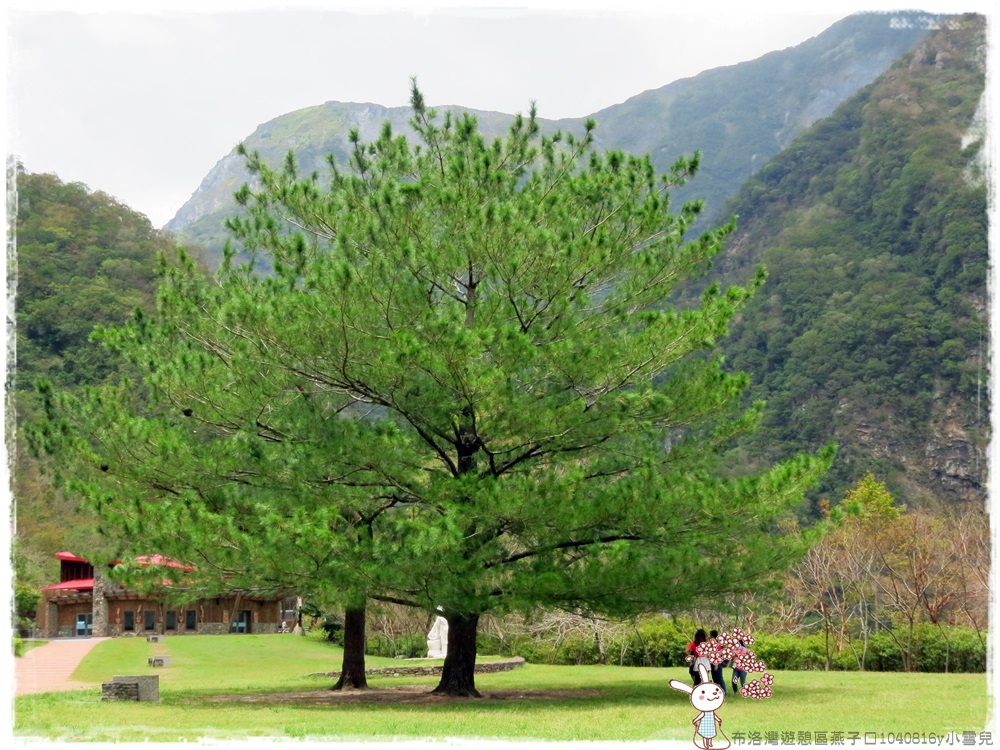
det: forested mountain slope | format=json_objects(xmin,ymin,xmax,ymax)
[
  {"xmin": 10, "ymin": 168, "xmax": 184, "ymax": 584},
  {"xmin": 11, "ymin": 169, "xmax": 176, "ymax": 404},
  {"xmin": 712, "ymin": 15, "xmax": 987, "ymax": 510},
  {"xmin": 167, "ymin": 12, "xmax": 928, "ymax": 266}
]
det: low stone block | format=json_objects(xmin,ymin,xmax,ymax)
[
  {"xmin": 102, "ymin": 681, "xmax": 139, "ymax": 701},
  {"xmin": 146, "ymin": 635, "xmax": 163, "ymax": 643},
  {"xmin": 112, "ymin": 674, "xmax": 159, "ymax": 701},
  {"xmin": 148, "ymin": 656, "xmax": 171, "ymax": 667}
]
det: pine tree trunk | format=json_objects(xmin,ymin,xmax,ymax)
[
  {"xmin": 331, "ymin": 606, "xmax": 368, "ymax": 690},
  {"xmin": 432, "ymin": 612, "xmax": 481, "ymax": 697}
]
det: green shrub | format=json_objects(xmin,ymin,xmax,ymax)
[
  {"xmin": 749, "ymin": 633, "xmax": 795, "ymax": 669},
  {"xmin": 831, "ymin": 645, "xmax": 863, "ymax": 671},
  {"xmin": 508, "ymin": 637, "xmax": 559, "ymax": 665},
  {"xmin": 745, "ymin": 626, "xmax": 986, "ymax": 673},
  {"xmin": 627, "ymin": 617, "xmax": 691, "ymax": 667},
  {"xmin": 913, "ymin": 624, "xmax": 986, "ymax": 673},
  {"xmin": 15, "ymin": 582, "xmax": 40, "ymax": 626},
  {"xmin": 723, "ymin": 625, "xmax": 985, "ymax": 673},
  {"xmin": 404, "ymin": 618, "xmax": 986, "ymax": 672},
  {"xmin": 858, "ymin": 630, "xmax": 905, "ymax": 671},
  {"xmin": 320, "ymin": 616, "xmax": 344, "ymax": 645},
  {"xmin": 476, "ymin": 632, "xmax": 517, "ymax": 657},
  {"xmin": 553, "ymin": 636, "xmax": 601, "ymax": 666},
  {"xmin": 365, "ymin": 633, "xmax": 425, "ymax": 658},
  {"xmin": 313, "ymin": 625, "xmax": 343, "ymax": 646}
]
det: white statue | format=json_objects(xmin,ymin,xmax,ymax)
[{"xmin": 426, "ymin": 615, "xmax": 449, "ymax": 658}]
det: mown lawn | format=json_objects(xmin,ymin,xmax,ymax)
[{"xmin": 14, "ymin": 634, "xmax": 990, "ymax": 742}]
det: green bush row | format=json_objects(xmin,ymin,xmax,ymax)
[
  {"xmin": 474, "ymin": 619, "xmax": 986, "ymax": 673},
  {"xmin": 475, "ymin": 617, "xmax": 698, "ymax": 668},
  {"xmin": 313, "ymin": 613, "xmax": 984, "ymax": 673},
  {"xmin": 747, "ymin": 626, "xmax": 985, "ymax": 673},
  {"xmin": 365, "ymin": 633, "xmax": 427, "ymax": 659}
]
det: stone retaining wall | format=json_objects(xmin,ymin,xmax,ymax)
[
  {"xmin": 313, "ymin": 656, "xmax": 525, "ymax": 679},
  {"xmin": 194, "ymin": 623, "xmax": 281, "ymax": 636}
]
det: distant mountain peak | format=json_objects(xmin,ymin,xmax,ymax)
[{"xmin": 165, "ymin": 12, "xmax": 929, "ymax": 268}]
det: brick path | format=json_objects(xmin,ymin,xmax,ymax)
[{"xmin": 15, "ymin": 638, "xmax": 108, "ymax": 696}]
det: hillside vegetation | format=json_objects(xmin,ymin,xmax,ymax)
[
  {"xmin": 712, "ymin": 15, "xmax": 987, "ymax": 509},
  {"xmin": 11, "ymin": 169, "xmax": 174, "ymax": 400},
  {"xmin": 11, "ymin": 168, "xmax": 186, "ymax": 585}
]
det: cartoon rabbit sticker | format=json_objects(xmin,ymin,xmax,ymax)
[{"xmin": 669, "ymin": 664, "xmax": 730, "ymax": 749}]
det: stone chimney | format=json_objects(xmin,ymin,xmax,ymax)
[{"xmin": 92, "ymin": 568, "xmax": 110, "ymax": 637}]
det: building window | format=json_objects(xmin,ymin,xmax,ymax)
[
  {"xmin": 124, "ymin": 611, "xmax": 135, "ymax": 632},
  {"xmin": 185, "ymin": 610, "xmax": 196, "ymax": 630},
  {"xmin": 144, "ymin": 610, "xmax": 155, "ymax": 630},
  {"xmin": 166, "ymin": 611, "xmax": 176, "ymax": 630}
]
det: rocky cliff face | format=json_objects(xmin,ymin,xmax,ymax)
[
  {"xmin": 165, "ymin": 150, "xmax": 243, "ymax": 230},
  {"xmin": 848, "ymin": 400, "xmax": 987, "ymax": 506},
  {"xmin": 165, "ymin": 104, "xmax": 418, "ymax": 231}
]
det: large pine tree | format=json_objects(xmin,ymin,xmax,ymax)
[{"xmin": 32, "ymin": 84, "xmax": 832, "ymax": 696}]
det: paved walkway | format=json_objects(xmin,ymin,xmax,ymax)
[{"xmin": 14, "ymin": 638, "xmax": 108, "ymax": 696}]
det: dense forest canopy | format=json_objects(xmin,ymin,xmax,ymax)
[
  {"xmin": 11, "ymin": 167, "xmax": 190, "ymax": 585},
  {"xmin": 11, "ymin": 168, "xmax": 180, "ymax": 403},
  {"xmin": 708, "ymin": 16, "xmax": 987, "ymax": 511}
]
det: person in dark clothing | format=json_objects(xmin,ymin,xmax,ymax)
[
  {"xmin": 686, "ymin": 629, "xmax": 709, "ymax": 685},
  {"xmin": 709, "ymin": 630, "xmax": 728, "ymax": 694},
  {"xmin": 732, "ymin": 639, "xmax": 748, "ymax": 696}
]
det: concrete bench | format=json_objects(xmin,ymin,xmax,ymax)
[{"xmin": 102, "ymin": 674, "xmax": 159, "ymax": 701}]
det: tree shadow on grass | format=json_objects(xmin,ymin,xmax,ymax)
[{"xmin": 198, "ymin": 684, "xmax": 610, "ymax": 707}]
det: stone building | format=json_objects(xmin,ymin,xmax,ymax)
[{"xmin": 36, "ymin": 552, "xmax": 296, "ymax": 639}]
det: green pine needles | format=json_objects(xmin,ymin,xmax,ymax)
[{"xmin": 30, "ymin": 81, "xmax": 833, "ymax": 696}]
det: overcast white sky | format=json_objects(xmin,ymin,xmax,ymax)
[{"xmin": 7, "ymin": 0, "xmax": 985, "ymax": 229}]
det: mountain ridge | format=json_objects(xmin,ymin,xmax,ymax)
[{"xmin": 166, "ymin": 12, "xmax": 930, "ymax": 265}]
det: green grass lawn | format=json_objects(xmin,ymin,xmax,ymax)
[{"xmin": 15, "ymin": 634, "xmax": 991, "ymax": 742}]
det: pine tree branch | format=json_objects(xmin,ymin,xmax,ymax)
[{"xmin": 485, "ymin": 533, "xmax": 645, "ymax": 569}]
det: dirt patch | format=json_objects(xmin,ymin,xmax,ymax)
[{"xmin": 204, "ymin": 685, "xmax": 605, "ymax": 705}]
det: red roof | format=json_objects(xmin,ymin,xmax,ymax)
[
  {"xmin": 134, "ymin": 554, "xmax": 194, "ymax": 572},
  {"xmin": 42, "ymin": 552, "xmax": 194, "ymax": 592},
  {"xmin": 52, "ymin": 552, "xmax": 194, "ymax": 571},
  {"xmin": 55, "ymin": 552, "xmax": 90, "ymax": 563},
  {"xmin": 41, "ymin": 578, "xmax": 94, "ymax": 592}
]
